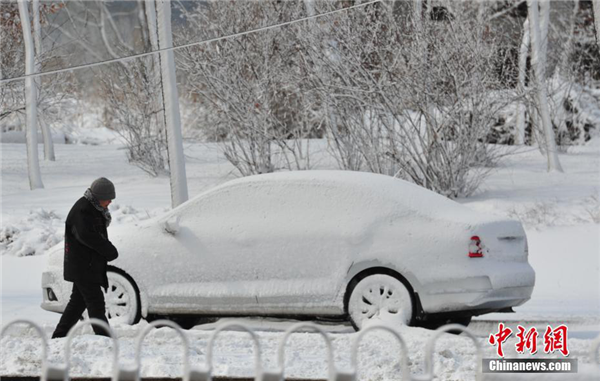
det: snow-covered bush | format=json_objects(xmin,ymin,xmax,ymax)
[
  {"xmin": 0, "ymin": 209, "xmax": 63, "ymax": 257},
  {"xmin": 487, "ymin": 0, "xmax": 600, "ymax": 148},
  {"xmin": 175, "ymin": 0, "xmax": 320, "ymax": 176},
  {"xmin": 0, "ymin": 205, "xmax": 168, "ymax": 257},
  {"xmin": 0, "ymin": 2, "xmax": 72, "ymax": 136},
  {"xmin": 304, "ymin": 2, "xmax": 511, "ymax": 198},
  {"xmin": 507, "ymin": 201, "xmax": 559, "ymax": 229},
  {"xmin": 483, "ymin": 84, "xmax": 600, "ymax": 148},
  {"xmin": 100, "ymin": 58, "xmax": 169, "ymax": 176},
  {"xmin": 506, "ymin": 194, "xmax": 600, "ymax": 228},
  {"xmin": 579, "ymin": 195, "xmax": 600, "ymax": 224},
  {"xmin": 175, "ymin": 1, "xmax": 510, "ymax": 196},
  {"xmin": 0, "ymin": 3, "xmax": 27, "ymax": 125},
  {"xmin": 486, "ymin": 78, "xmax": 600, "ymax": 147},
  {"xmin": 548, "ymin": 75, "xmax": 600, "ymax": 147}
]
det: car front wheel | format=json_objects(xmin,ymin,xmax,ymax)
[
  {"xmin": 347, "ymin": 274, "xmax": 414, "ymax": 331},
  {"xmin": 104, "ymin": 268, "xmax": 141, "ymax": 325}
]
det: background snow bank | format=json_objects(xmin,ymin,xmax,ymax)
[
  {"xmin": 459, "ymin": 141, "xmax": 600, "ymax": 229},
  {"xmin": 0, "ymin": 99, "xmax": 126, "ymax": 146},
  {"xmin": 0, "ymin": 204, "xmax": 168, "ymax": 257},
  {"xmin": 0, "ymin": 125, "xmax": 124, "ymax": 146}
]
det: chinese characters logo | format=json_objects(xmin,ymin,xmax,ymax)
[{"xmin": 488, "ymin": 323, "xmax": 569, "ymax": 357}]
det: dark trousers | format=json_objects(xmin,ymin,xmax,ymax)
[{"xmin": 52, "ymin": 281, "xmax": 110, "ymax": 338}]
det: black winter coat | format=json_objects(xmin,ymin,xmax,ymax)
[{"xmin": 63, "ymin": 197, "xmax": 118, "ymax": 288}]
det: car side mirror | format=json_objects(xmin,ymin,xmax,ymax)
[{"xmin": 163, "ymin": 216, "xmax": 180, "ymax": 235}]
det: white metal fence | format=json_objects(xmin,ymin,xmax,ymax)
[{"xmin": 2, "ymin": 318, "xmax": 600, "ymax": 381}]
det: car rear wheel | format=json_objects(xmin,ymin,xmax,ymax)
[
  {"xmin": 347, "ymin": 274, "xmax": 413, "ymax": 331},
  {"xmin": 419, "ymin": 315, "xmax": 472, "ymax": 334},
  {"xmin": 146, "ymin": 315, "xmax": 201, "ymax": 330},
  {"xmin": 104, "ymin": 269, "xmax": 141, "ymax": 325}
]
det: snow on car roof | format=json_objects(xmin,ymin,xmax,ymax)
[
  {"xmin": 187, "ymin": 170, "xmax": 501, "ymax": 224},
  {"xmin": 232, "ymin": 169, "xmax": 405, "ymax": 184},
  {"xmin": 226, "ymin": 169, "xmax": 422, "ymax": 192}
]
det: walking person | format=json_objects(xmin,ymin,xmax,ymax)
[{"xmin": 52, "ymin": 178, "xmax": 119, "ymax": 338}]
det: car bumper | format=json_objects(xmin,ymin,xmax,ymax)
[
  {"xmin": 419, "ymin": 263, "xmax": 535, "ymax": 314},
  {"xmin": 421, "ymin": 285, "xmax": 534, "ymax": 313},
  {"xmin": 41, "ymin": 270, "xmax": 68, "ymax": 314}
]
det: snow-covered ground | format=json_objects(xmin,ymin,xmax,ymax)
[
  {"xmin": 1, "ymin": 137, "xmax": 599, "ymax": 380},
  {"xmin": 1, "ymin": 318, "xmax": 599, "ymax": 380}
]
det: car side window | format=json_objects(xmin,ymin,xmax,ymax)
[{"xmin": 172, "ymin": 180, "xmax": 388, "ymax": 235}]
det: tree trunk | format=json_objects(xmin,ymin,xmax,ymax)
[
  {"xmin": 143, "ymin": 0, "xmax": 166, "ymax": 141},
  {"xmin": 18, "ymin": 0, "xmax": 44, "ymax": 189},
  {"xmin": 515, "ymin": 17, "xmax": 529, "ymax": 145},
  {"xmin": 414, "ymin": 0, "xmax": 422, "ymax": 27},
  {"xmin": 32, "ymin": 0, "xmax": 55, "ymax": 161},
  {"xmin": 539, "ymin": 0, "xmax": 550, "ymax": 61},
  {"xmin": 593, "ymin": 0, "xmax": 600, "ymax": 48},
  {"xmin": 527, "ymin": 0, "xmax": 563, "ymax": 172},
  {"xmin": 555, "ymin": 0, "xmax": 579, "ymax": 75},
  {"xmin": 155, "ymin": 0, "xmax": 188, "ymax": 207}
]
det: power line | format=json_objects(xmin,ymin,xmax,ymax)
[{"xmin": 0, "ymin": 0, "xmax": 383, "ymax": 85}]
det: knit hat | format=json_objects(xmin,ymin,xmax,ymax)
[{"xmin": 90, "ymin": 177, "xmax": 116, "ymax": 200}]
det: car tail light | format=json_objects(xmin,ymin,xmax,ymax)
[{"xmin": 469, "ymin": 236, "xmax": 483, "ymax": 258}]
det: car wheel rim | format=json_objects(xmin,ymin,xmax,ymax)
[
  {"xmin": 104, "ymin": 272, "xmax": 137, "ymax": 325},
  {"xmin": 348, "ymin": 274, "xmax": 412, "ymax": 329}
]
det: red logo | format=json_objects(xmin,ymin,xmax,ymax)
[
  {"xmin": 516, "ymin": 325, "xmax": 538, "ymax": 355},
  {"xmin": 543, "ymin": 325, "xmax": 569, "ymax": 356},
  {"xmin": 488, "ymin": 323, "xmax": 513, "ymax": 357},
  {"xmin": 489, "ymin": 323, "xmax": 569, "ymax": 358}
]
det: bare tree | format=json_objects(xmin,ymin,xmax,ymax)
[
  {"xmin": 546, "ymin": 0, "xmax": 586, "ymax": 149},
  {"xmin": 66, "ymin": 0, "xmax": 171, "ymax": 177},
  {"xmin": 527, "ymin": 0, "xmax": 563, "ymax": 172},
  {"xmin": 176, "ymin": 0, "xmax": 317, "ymax": 176},
  {"xmin": 508, "ymin": 0, "xmax": 594, "ymax": 150},
  {"xmin": 47, "ymin": 0, "xmax": 188, "ymax": 206},
  {"xmin": 302, "ymin": 1, "xmax": 510, "ymax": 197},
  {"xmin": 101, "ymin": 57, "xmax": 168, "ymax": 176},
  {"xmin": 1, "ymin": 1, "xmax": 64, "ymax": 150},
  {"xmin": 32, "ymin": 0, "xmax": 54, "ymax": 161},
  {"xmin": 515, "ymin": 16, "xmax": 529, "ymax": 145},
  {"xmin": 142, "ymin": 0, "xmax": 165, "ymax": 142},
  {"xmin": 175, "ymin": 0, "xmax": 536, "ymax": 196},
  {"xmin": 17, "ymin": 0, "xmax": 43, "ymax": 189},
  {"xmin": 593, "ymin": 0, "xmax": 600, "ymax": 47},
  {"xmin": 1, "ymin": 2, "xmax": 26, "ymax": 124}
]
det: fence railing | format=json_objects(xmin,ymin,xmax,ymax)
[{"xmin": 2, "ymin": 318, "xmax": 600, "ymax": 381}]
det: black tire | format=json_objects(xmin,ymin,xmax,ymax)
[
  {"xmin": 418, "ymin": 315, "xmax": 472, "ymax": 334},
  {"xmin": 146, "ymin": 315, "xmax": 201, "ymax": 330},
  {"xmin": 169, "ymin": 316, "xmax": 200, "ymax": 330}
]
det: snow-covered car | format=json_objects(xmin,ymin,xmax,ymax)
[{"xmin": 42, "ymin": 171, "xmax": 535, "ymax": 330}]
